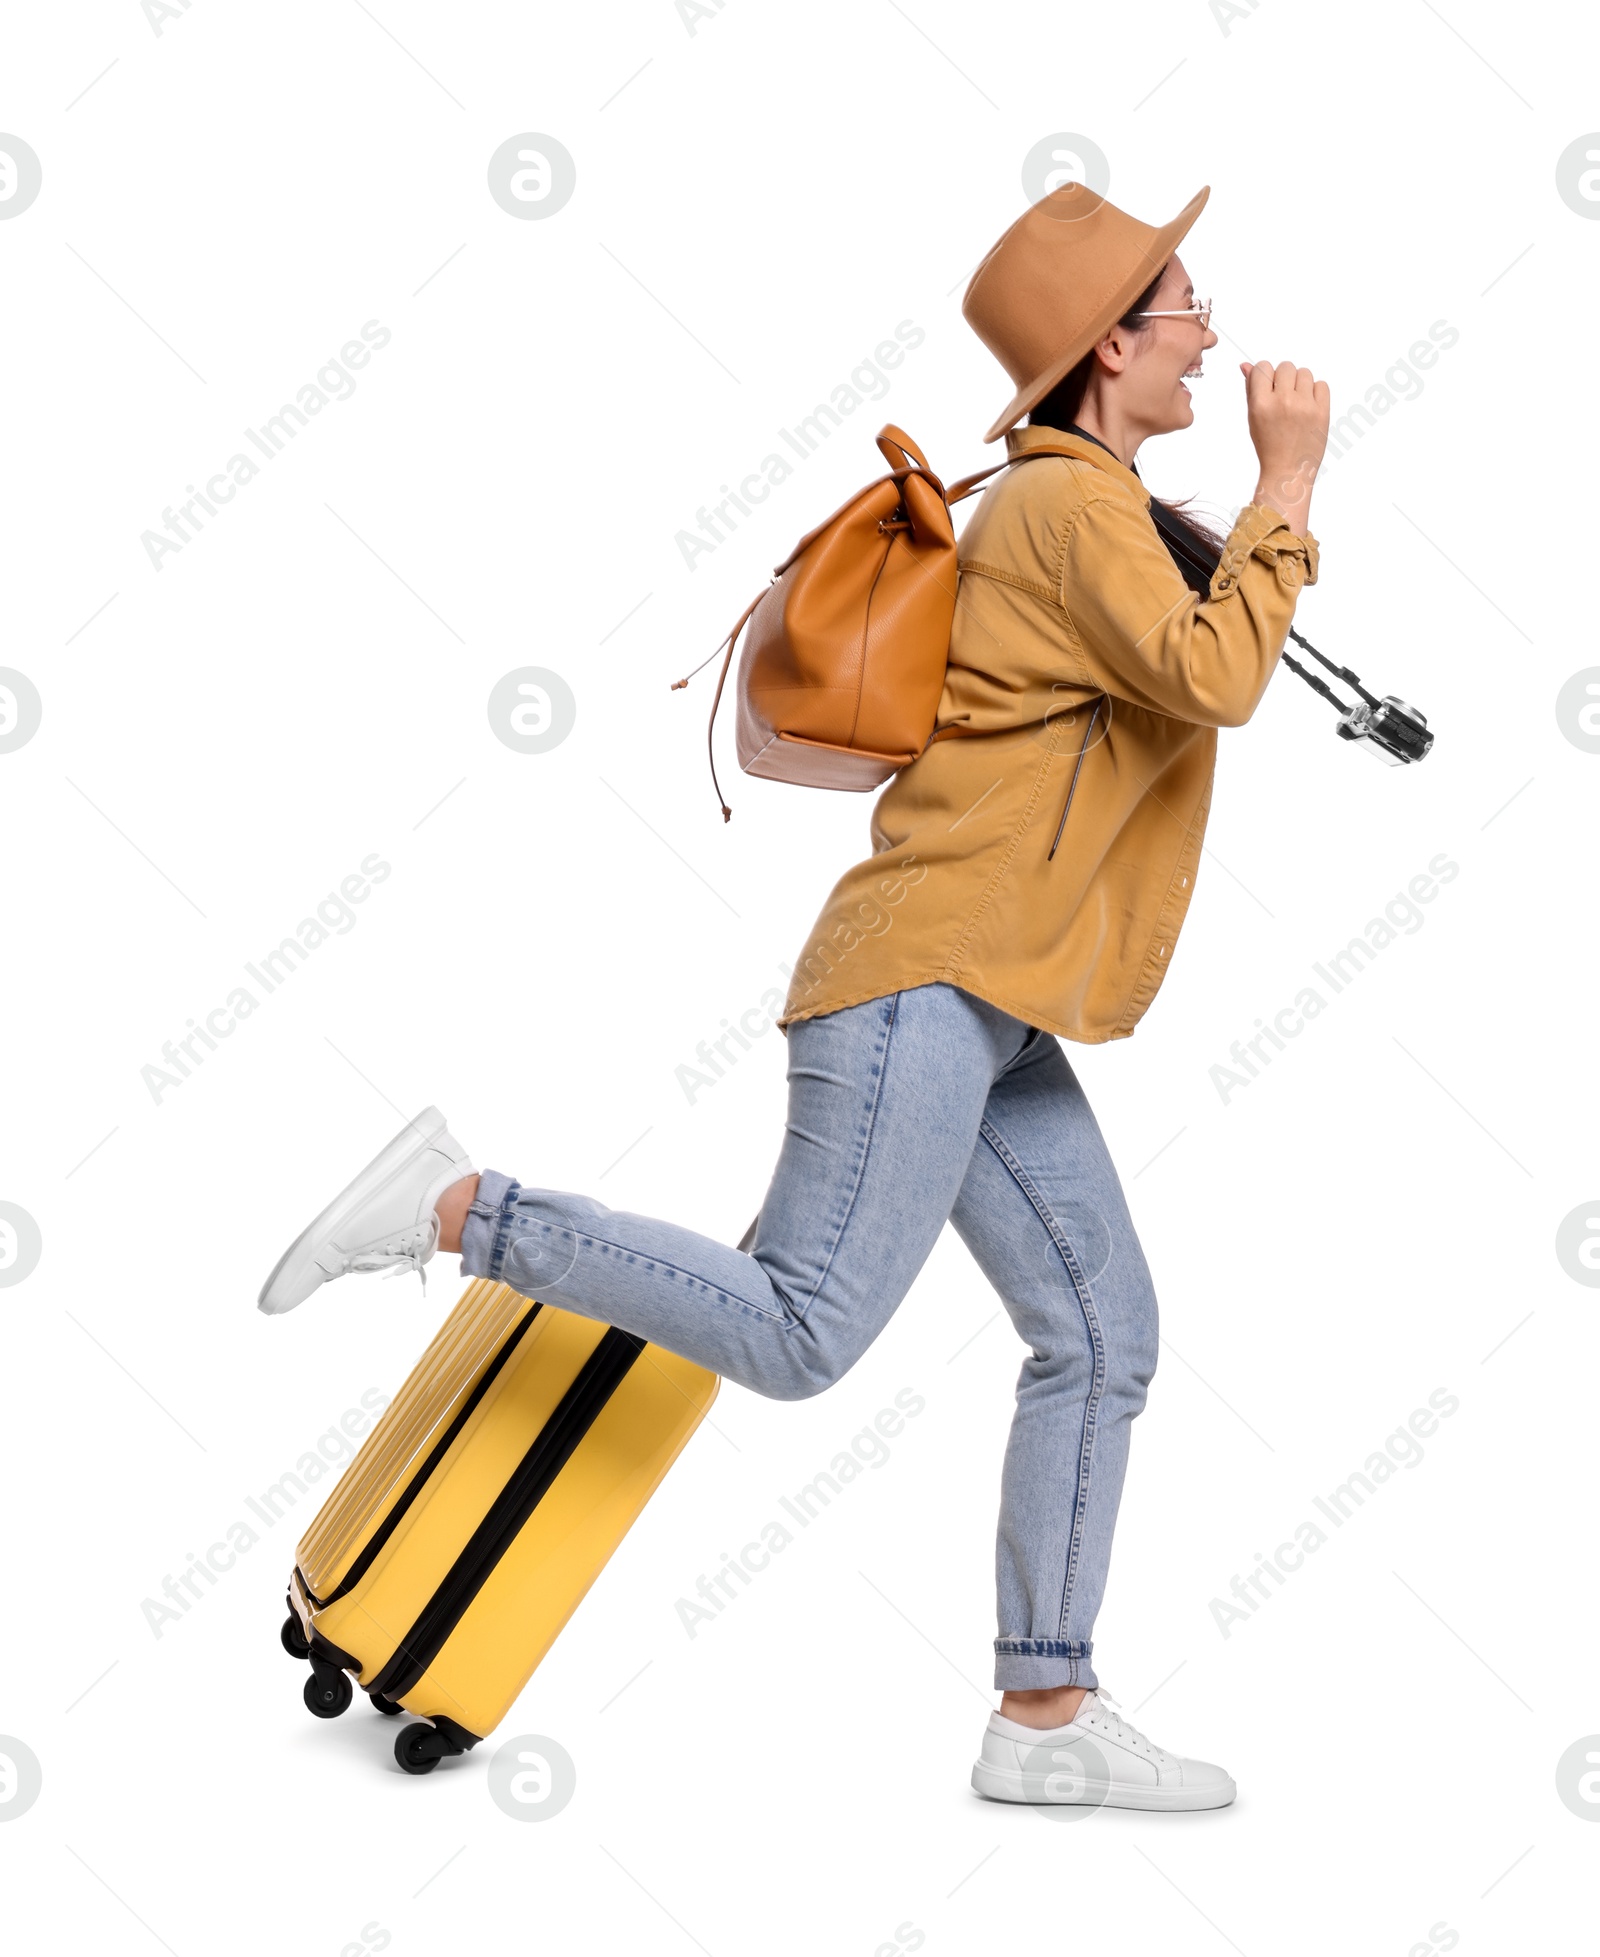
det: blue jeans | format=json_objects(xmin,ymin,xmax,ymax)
[{"xmin": 461, "ymin": 982, "xmax": 1159, "ymax": 1690}]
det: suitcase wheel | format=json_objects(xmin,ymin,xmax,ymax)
[
  {"xmin": 303, "ymin": 1662, "xmax": 354, "ymax": 1720},
  {"xmin": 280, "ymin": 1613, "xmax": 312, "ymax": 1661},
  {"xmin": 370, "ymin": 1693, "xmax": 403, "ymax": 1717},
  {"xmin": 395, "ymin": 1723, "xmax": 451, "ymax": 1775}
]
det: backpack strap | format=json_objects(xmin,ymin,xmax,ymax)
[
  {"xmin": 945, "ymin": 462, "xmax": 1006, "ymax": 505},
  {"xmin": 946, "ymin": 438, "xmax": 1119, "ymax": 505}
]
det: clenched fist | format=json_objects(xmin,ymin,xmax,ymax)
[{"xmin": 1241, "ymin": 360, "xmax": 1330, "ymax": 538}]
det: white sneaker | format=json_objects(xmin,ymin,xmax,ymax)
[
  {"xmin": 257, "ymin": 1107, "xmax": 474, "ymax": 1316},
  {"xmin": 971, "ymin": 1688, "xmax": 1236, "ymax": 1812}
]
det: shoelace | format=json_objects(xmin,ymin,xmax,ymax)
[
  {"xmin": 381, "ymin": 1249, "xmax": 429, "ymax": 1295},
  {"xmin": 346, "ymin": 1215, "xmax": 439, "ymax": 1294},
  {"xmin": 1079, "ymin": 1690, "xmax": 1172, "ymax": 1766}
]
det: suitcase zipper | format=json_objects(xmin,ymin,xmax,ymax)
[
  {"xmin": 366, "ymin": 1326, "xmax": 647, "ymax": 1704},
  {"xmin": 303, "ymin": 1301, "xmax": 544, "ymax": 1610}
]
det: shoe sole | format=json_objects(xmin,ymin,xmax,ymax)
[
  {"xmin": 970, "ymin": 1760, "xmax": 1236, "ymax": 1812},
  {"xmin": 257, "ymin": 1106, "xmax": 454, "ymax": 1316}
]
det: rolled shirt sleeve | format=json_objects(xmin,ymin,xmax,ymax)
[{"xmin": 1061, "ymin": 491, "xmax": 1319, "ymax": 729}]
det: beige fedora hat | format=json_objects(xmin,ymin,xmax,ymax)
[{"xmin": 963, "ymin": 181, "xmax": 1210, "ymax": 443}]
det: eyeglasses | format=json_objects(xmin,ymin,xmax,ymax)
[{"xmin": 1133, "ymin": 298, "xmax": 1212, "ymax": 329}]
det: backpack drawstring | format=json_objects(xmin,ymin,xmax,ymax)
[{"xmin": 671, "ymin": 590, "xmax": 763, "ymax": 822}]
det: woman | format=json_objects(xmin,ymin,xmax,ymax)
[{"xmin": 258, "ymin": 181, "xmax": 1329, "ymax": 1811}]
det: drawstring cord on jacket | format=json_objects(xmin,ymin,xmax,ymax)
[{"xmin": 1047, "ymin": 698, "xmax": 1104, "ymax": 862}]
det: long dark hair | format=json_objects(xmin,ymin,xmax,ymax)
[{"xmin": 1029, "ymin": 266, "xmax": 1226, "ymax": 596}]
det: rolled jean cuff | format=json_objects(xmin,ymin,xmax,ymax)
[
  {"xmin": 460, "ymin": 1168, "xmax": 520, "ymax": 1282},
  {"xmin": 994, "ymin": 1638, "xmax": 1098, "ymax": 1692}
]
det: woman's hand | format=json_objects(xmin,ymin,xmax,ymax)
[{"xmin": 1241, "ymin": 360, "xmax": 1330, "ymax": 539}]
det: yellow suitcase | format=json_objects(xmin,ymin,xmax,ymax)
[{"xmin": 278, "ymin": 1277, "xmax": 719, "ymax": 1772}]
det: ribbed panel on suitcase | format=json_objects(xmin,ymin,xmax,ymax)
[{"xmin": 282, "ymin": 1279, "xmax": 719, "ymax": 1754}]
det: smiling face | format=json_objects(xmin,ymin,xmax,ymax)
[
  {"xmin": 1035, "ymin": 248, "xmax": 1223, "ymax": 465},
  {"xmin": 1070, "ymin": 253, "xmax": 1221, "ymax": 460},
  {"xmin": 1123, "ymin": 255, "xmax": 1218, "ymax": 434}
]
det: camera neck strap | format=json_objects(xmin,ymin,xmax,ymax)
[
  {"xmin": 1018, "ymin": 420, "xmax": 1378, "ymax": 718},
  {"xmin": 1142, "ymin": 498, "xmax": 1381, "ymax": 720}
]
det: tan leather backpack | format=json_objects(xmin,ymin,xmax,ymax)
[{"xmin": 675, "ymin": 425, "xmax": 1020, "ymax": 819}]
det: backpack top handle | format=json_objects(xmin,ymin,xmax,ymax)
[{"xmin": 874, "ymin": 424, "xmax": 939, "ymax": 480}]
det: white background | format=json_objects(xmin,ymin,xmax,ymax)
[{"xmin": 2, "ymin": 0, "xmax": 1597, "ymax": 1951}]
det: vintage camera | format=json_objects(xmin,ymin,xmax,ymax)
[
  {"xmin": 1335, "ymin": 696, "xmax": 1434, "ymax": 766},
  {"xmin": 1282, "ymin": 628, "xmax": 1435, "ymax": 768}
]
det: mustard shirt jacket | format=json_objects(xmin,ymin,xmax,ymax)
[{"xmin": 779, "ymin": 423, "xmax": 1321, "ymax": 1043}]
